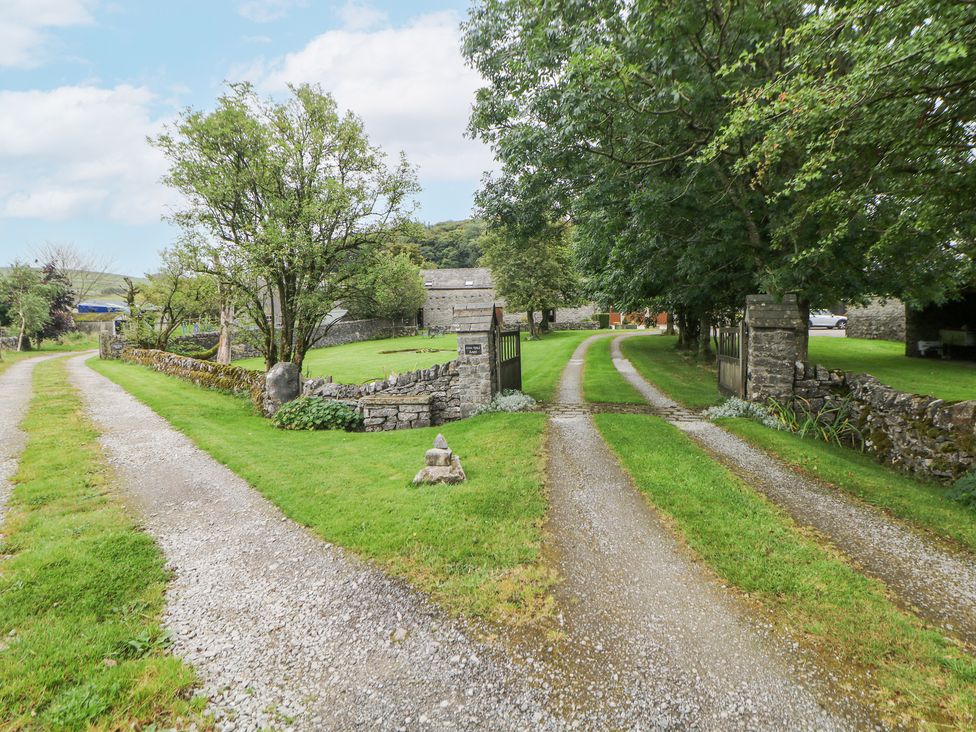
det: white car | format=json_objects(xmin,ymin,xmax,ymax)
[{"xmin": 809, "ymin": 309, "xmax": 847, "ymax": 329}]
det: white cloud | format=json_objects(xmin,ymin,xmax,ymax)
[
  {"xmin": 0, "ymin": 0, "xmax": 96, "ymax": 67},
  {"xmin": 238, "ymin": 0, "xmax": 306, "ymax": 23},
  {"xmin": 0, "ymin": 85, "xmax": 175, "ymax": 224},
  {"xmin": 336, "ymin": 1, "xmax": 387, "ymax": 31},
  {"xmin": 250, "ymin": 10, "xmax": 495, "ymax": 183}
]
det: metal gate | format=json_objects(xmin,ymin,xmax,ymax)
[
  {"xmin": 717, "ymin": 322, "xmax": 747, "ymax": 397},
  {"xmin": 499, "ymin": 328, "xmax": 522, "ymax": 391}
]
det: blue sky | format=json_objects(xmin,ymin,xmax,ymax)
[{"xmin": 0, "ymin": 0, "xmax": 490, "ymax": 275}]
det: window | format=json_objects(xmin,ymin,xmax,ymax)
[{"xmin": 464, "ymin": 280, "xmax": 474, "ymax": 287}]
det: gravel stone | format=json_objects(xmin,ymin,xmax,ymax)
[
  {"xmin": 611, "ymin": 333, "xmax": 976, "ymax": 646},
  {"xmin": 67, "ymin": 355, "xmax": 559, "ymax": 732}
]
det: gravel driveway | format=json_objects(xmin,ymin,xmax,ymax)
[
  {"xmin": 67, "ymin": 355, "xmax": 559, "ymax": 732},
  {"xmin": 610, "ymin": 333, "xmax": 976, "ymax": 646},
  {"xmin": 537, "ymin": 334, "xmax": 863, "ymax": 730},
  {"xmin": 0, "ymin": 355, "xmax": 63, "ymax": 525}
]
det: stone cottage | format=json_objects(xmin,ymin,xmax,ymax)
[{"xmin": 419, "ymin": 267, "xmax": 597, "ymax": 332}]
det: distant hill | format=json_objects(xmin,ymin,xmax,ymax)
[
  {"xmin": 402, "ymin": 219, "xmax": 485, "ymax": 269},
  {"xmin": 0, "ymin": 267, "xmax": 147, "ymax": 305}
]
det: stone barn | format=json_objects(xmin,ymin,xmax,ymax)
[{"xmin": 419, "ymin": 267, "xmax": 597, "ymax": 332}]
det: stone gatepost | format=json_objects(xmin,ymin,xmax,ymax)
[
  {"xmin": 745, "ymin": 294, "xmax": 805, "ymax": 403},
  {"xmin": 453, "ymin": 304, "xmax": 500, "ymax": 417}
]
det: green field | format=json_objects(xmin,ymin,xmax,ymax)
[
  {"xmin": 0, "ymin": 360, "xmax": 201, "ymax": 729},
  {"xmin": 90, "ymin": 358, "xmax": 553, "ymax": 625},
  {"xmin": 235, "ymin": 329, "xmax": 608, "ymax": 402},
  {"xmin": 809, "ymin": 337, "xmax": 975, "ymax": 401},
  {"xmin": 598, "ymin": 413, "xmax": 976, "ymax": 729}
]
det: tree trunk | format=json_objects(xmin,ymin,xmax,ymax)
[
  {"xmin": 527, "ymin": 310, "xmax": 540, "ymax": 338},
  {"xmin": 665, "ymin": 312, "xmax": 675, "ymax": 336},
  {"xmin": 697, "ymin": 314, "xmax": 714, "ymax": 362},
  {"xmin": 17, "ymin": 313, "xmax": 26, "ymax": 352},
  {"xmin": 217, "ymin": 298, "xmax": 234, "ymax": 365}
]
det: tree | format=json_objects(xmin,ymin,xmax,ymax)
[
  {"xmin": 479, "ymin": 217, "xmax": 582, "ymax": 337},
  {"xmin": 399, "ymin": 219, "xmax": 485, "ymax": 268},
  {"xmin": 348, "ymin": 251, "xmax": 427, "ymax": 322},
  {"xmin": 36, "ymin": 261, "xmax": 74, "ymax": 346},
  {"xmin": 141, "ymin": 255, "xmax": 219, "ymax": 351},
  {"xmin": 33, "ymin": 242, "xmax": 115, "ymax": 306},
  {"xmin": 710, "ymin": 0, "xmax": 976, "ymax": 306},
  {"xmin": 0, "ymin": 263, "xmax": 57, "ymax": 351},
  {"xmin": 156, "ymin": 82, "xmax": 418, "ymax": 370}
]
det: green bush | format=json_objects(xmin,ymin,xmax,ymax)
[
  {"xmin": 949, "ymin": 472, "xmax": 976, "ymax": 509},
  {"xmin": 272, "ymin": 397, "xmax": 363, "ymax": 431}
]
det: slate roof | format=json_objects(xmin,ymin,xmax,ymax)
[{"xmin": 420, "ymin": 267, "xmax": 494, "ymax": 290}]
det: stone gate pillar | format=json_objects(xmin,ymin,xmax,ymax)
[
  {"xmin": 453, "ymin": 304, "xmax": 500, "ymax": 417},
  {"xmin": 745, "ymin": 294, "xmax": 805, "ymax": 403}
]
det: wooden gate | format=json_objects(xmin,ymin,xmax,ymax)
[
  {"xmin": 498, "ymin": 328, "xmax": 522, "ymax": 391},
  {"xmin": 717, "ymin": 322, "xmax": 747, "ymax": 397}
]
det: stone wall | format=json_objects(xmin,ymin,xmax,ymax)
[
  {"xmin": 792, "ymin": 361, "xmax": 974, "ymax": 481},
  {"xmin": 120, "ymin": 348, "xmax": 269, "ymax": 414},
  {"xmin": 99, "ymin": 333, "xmax": 127, "ymax": 359},
  {"xmin": 745, "ymin": 294, "xmax": 806, "ymax": 403},
  {"xmin": 846, "ymin": 299, "xmax": 906, "ymax": 341},
  {"xmin": 304, "ymin": 359, "xmax": 461, "ymax": 426},
  {"xmin": 360, "ymin": 394, "xmax": 432, "ymax": 432}
]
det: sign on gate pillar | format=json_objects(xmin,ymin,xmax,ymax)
[{"xmin": 453, "ymin": 303, "xmax": 501, "ymax": 417}]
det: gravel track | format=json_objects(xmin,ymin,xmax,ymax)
[
  {"xmin": 0, "ymin": 355, "xmax": 63, "ymax": 526},
  {"xmin": 610, "ymin": 333, "xmax": 976, "ymax": 646},
  {"xmin": 536, "ymin": 334, "xmax": 862, "ymax": 730},
  {"xmin": 67, "ymin": 355, "xmax": 560, "ymax": 732}
]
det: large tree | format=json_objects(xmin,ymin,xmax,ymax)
[
  {"xmin": 156, "ymin": 82, "xmax": 418, "ymax": 370},
  {"xmin": 33, "ymin": 242, "xmax": 115, "ymax": 307},
  {"xmin": 0, "ymin": 262, "xmax": 58, "ymax": 351},
  {"xmin": 348, "ymin": 250, "xmax": 427, "ymax": 323}
]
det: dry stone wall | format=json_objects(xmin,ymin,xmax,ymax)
[
  {"xmin": 120, "ymin": 348, "xmax": 269, "ymax": 414},
  {"xmin": 360, "ymin": 394, "xmax": 433, "ymax": 432},
  {"xmin": 792, "ymin": 361, "xmax": 974, "ymax": 480}
]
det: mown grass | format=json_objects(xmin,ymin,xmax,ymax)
[
  {"xmin": 90, "ymin": 358, "xmax": 553, "ymax": 625},
  {"xmin": 582, "ymin": 336, "xmax": 643, "ymax": 404},
  {"xmin": 235, "ymin": 329, "xmax": 605, "ymax": 403},
  {"xmin": 618, "ymin": 335, "xmax": 720, "ymax": 408},
  {"xmin": 235, "ymin": 333, "xmax": 459, "ymax": 384},
  {"xmin": 718, "ymin": 417, "xmax": 976, "ymax": 554},
  {"xmin": 809, "ymin": 337, "xmax": 975, "ymax": 402},
  {"xmin": 596, "ymin": 413, "xmax": 976, "ymax": 729},
  {"xmin": 0, "ymin": 359, "xmax": 202, "ymax": 730}
]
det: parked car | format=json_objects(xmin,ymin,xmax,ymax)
[{"xmin": 809, "ymin": 309, "xmax": 847, "ymax": 329}]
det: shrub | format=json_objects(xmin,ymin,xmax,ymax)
[
  {"xmin": 474, "ymin": 390, "xmax": 537, "ymax": 415},
  {"xmin": 767, "ymin": 397, "xmax": 864, "ymax": 450},
  {"xmin": 949, "ymin": 472, "xmax": 976, "ymax": 510},
  {"xmin": 272, "ymin": 397, "xmax": 363, "ymax": 431},
  {"xmin": 704, "ymin": 397, "xmax": 781, "ymax": 429}
]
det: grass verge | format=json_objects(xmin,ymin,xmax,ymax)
[
  {"xmin": 90, "ymin": 358, "xmax": 553, "ymax": 625},
  {"xmin": 718, "ymin": 417, "xmax": 976, "ymax": 554},
  {"xmin": 582, "ymin": 337, "xmax": 643, "ymax": 404},
  {"xmin": 0, "ymin": 359, "xmax": 201, "ymax": 730},
  {"xmin": 596, "ymin": 412, "xmax": 976, "ymax": 729},
  {"xmin": 619, "ymin": 335, "xmax": 720, "ymax": 408},
  {"xmin": 809, "ymin": 337, "xmax": 976, "ymax": 402}
]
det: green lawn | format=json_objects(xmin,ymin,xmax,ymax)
[
  {"xmin": 597, "ymin": 413, "xmax": 976, "ymax": 729},
  {"xmin": 809, "ymin": 337, "xmax": 975, "ymax": 401},
  {"xmin": 236, "ymin": 333, "xmax": 459, "ymax": 384},
  {"xmin": 0, "ymin": 359, "xmax": 201, "ymax": 730},
  {"xmin": 619, "ymin": 335, "xmax": 720, "ymax": 408},
  {"xmin": 719, "ymin": 418, "xmax": 976, "ymax": 553},
  {"xmin": 90, "ymin": 358, "xmax": 553, "ymax": 625},
  {"xmin": 235, "ymin": 329, "xmax": 607, "ymax": 402},
  {"xmin": 0, "ymin": 334, "xmax": 98, "ymax": 376},
  {"xmin": 582, "ymin": 336, "xmax": 643, "ymax": 403}
]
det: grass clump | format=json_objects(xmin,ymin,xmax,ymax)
[
  {"xmin": 272, "ymin": 396, "xmax": 363, "ymax": 431},
  {"xmin": 719, "ymin": 418, "xmax": 976, "ymax": 554},
  {"xmin": 618, "ymin": 335, "xmax": 720, "ymax": 408},
  {"xmin": 0, "ymin": 359, "xmax": 201, "ymax": 730},
  {"xmin": 90, "ymin": 357, "xmax": 553, "ymax": 625},
  {"xmin": 582, "ymin": 337, "xmax": 644, "ymax": 404},
  {"xmin": 949, "ymin": 472, "xmax": 976, "ymax": 510},
  {"xmin": 596, "ymin": 413, "xmax": 976, "ymax": 729}
]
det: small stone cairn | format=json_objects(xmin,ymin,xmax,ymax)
[{"xmin": 413, "ymin": 433, "xmax": 466, "ymax": 485}]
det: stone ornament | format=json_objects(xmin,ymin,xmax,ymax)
[{"xmin": 413, "ymin": 433, "xmax": 466, "ymax": 485}]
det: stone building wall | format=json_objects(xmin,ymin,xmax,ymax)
[
  {"xmin": 792, "ymin": 362, "xmax": 974, "ymax": 481},
  {"xmin": 846, "ymin": 299, "xmax": 906, "ymax": 341}
]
